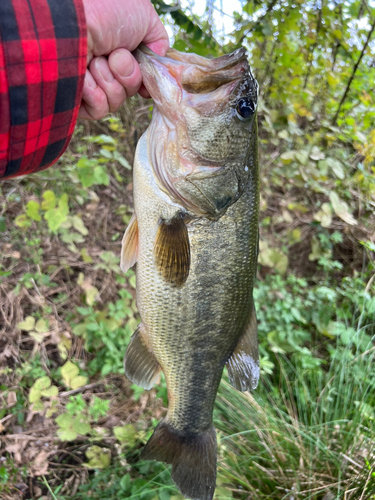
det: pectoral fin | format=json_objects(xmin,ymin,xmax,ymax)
[
  {"xmin": 226, "ymin": 305, "xmax": 259, "ymax": 392},
  {"xmin": 121, "ymin": 213, "xmax": 139, "ymax": 273},
  {"xmin": 154, "ymin": 214, "xmax": 190, "ymax": 287},
  {"xmin": 124, "ymin": 324, "xmax": 161, "ymax": 390}
]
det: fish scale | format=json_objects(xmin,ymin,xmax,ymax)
[{"xmin": 121, "ymin": 44, "xmax": 260, "ymax": 500}]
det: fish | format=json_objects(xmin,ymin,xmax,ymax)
[{"xmin": 121, "ymin": 44, "xmax": 260, "ymax": 500}]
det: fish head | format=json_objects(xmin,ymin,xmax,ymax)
[{"xmin": 135, "ymin": 45, "xmax": 258, "ymax": 218}]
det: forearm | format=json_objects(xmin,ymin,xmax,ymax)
[{"xmin": 0, "ymin": 0, "xmax": 87, "ymax": 179}]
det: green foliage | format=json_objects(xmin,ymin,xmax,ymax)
[
  {"xmin": 255, "ymin": 272, "xmax": 375, "ymax": 379},
  {"xmin": 72, "ymin": 289, "xmax": 138, "ymax": 375}
]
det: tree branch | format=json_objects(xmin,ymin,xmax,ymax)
[{"xmin": 332, "ymin": 17, "xmax": 375, "ymax": 124}]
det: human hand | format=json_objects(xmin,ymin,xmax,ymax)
[{"xmin": 79, "ymin": 0, "xmax": 169, "ymax": 120}]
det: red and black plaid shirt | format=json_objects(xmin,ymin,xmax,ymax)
[{"xmin": 0, "ymin": 0, "xmax": 87, "ymax": 179}]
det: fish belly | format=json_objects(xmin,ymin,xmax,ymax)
[{"xmin": 134, "ymin": 132, "xmax": 259, "ymax": 435}]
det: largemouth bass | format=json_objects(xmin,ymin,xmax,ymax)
[{"xmin": 121, "ymin": 44, "xmax": 259, "ymax": 500}]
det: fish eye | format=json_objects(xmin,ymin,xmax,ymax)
[{"xmin": 236, "ymin": 97, "xmax": 256, "ymax": 121}]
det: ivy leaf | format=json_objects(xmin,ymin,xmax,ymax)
[
  {"xmin": 57, "ymin": 428, "xmax": 78, "ymax": 441},
  {"xmin": 61, "ymin": 361, "xmax": 79, "ymax": 387},
  {"xmin": 41, "ymin": 385, "xmax": 58, "ymax": 398},
  {"xmin": 70, "ymin": 375, "xmax": 88, "ymax": 390},
  {"xmin": 35, "ymin": 319, "xmax": 48, "ymax": 333},
  {"xmin": 26, "ymin": 200, "xmax": 41, "ymax": 221},
  {"xmin": 113, "ymin": 424, "xmax": 137, "ymax": 446},
  {"xmin": 15, "ymin": 214, "xmax": 32, "ymax": 228},
  {"xmin": 34, "ymin": 376, "xmax": 52, "ymax": 391},
  {"xmin": 29, "ymin": 331, "xmax": 44, "ymax": 343},
  {"xmin": 56, "ymin": 413, "xmax": 73, "ymax": 428},
  {"xmin": 84, "ymin": 446, "xmax": 111, "ymax": 469},
  {"xmin": 18, "ymin": 316, "xmax": 35, "ymax": 331},
  {"xmin": 73, "ymin": 415, "xmax": 91, "ymax": 435},
  {"xmin": 41, "ymin": 191, "xmax": 56, "ymax": 210}
]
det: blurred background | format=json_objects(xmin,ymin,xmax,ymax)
[{"xmin": 0, "ymin": 1, "xmax": 374, "ymax": 499}]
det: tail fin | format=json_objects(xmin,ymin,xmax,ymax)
[{"xmin": 141, "ymin": 420, "xmax": 217, "ymax": 500}]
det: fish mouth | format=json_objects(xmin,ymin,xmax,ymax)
[{"xmin": 134, "ymin": 44, "xmax": 250, "ymax": 96}]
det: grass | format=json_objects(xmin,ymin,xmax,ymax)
[{"xmin": 215, "ymin": 339, "xmax": 375, "ymax": 500}]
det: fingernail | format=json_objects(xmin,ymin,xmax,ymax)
[
  {"xmin": 95, "ymin": 58, "xmax": 114, "ymax": 83},
  {"xmin": 113, "ymin": 52, "xmax": 135, "ymax": 78}
]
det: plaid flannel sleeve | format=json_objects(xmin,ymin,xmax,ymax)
[{"xmin": 0, "ymin": 0, "xmax": 87, "ymax": 179}]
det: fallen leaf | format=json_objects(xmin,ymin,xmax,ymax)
[
  {"xmin": 32, "ymin": 450, "xmax": 49, "ymax": 476},
  {"xmin": 7, "ymin": 391, "xmax": 17, "ymax": 407}
]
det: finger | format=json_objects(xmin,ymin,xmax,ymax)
[
  {"xmin": 79, "ymin": 69, "xmax": 109, "ymax": 120},
  {"xmin": 90, "ymin": 56, "xmax": 127, "ymax": 112},
  {"xmin": 142, "ymin": 3, "xmax": 170, "ymax": 57},
  {"xmin": 138, "ymin": 83, "xmax": 151, "ymax": 99},
  {"xmin": 109, "ymin": 48, "xmax": 143, "ymax": 98}
]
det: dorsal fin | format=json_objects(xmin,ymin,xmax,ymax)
[
  {"xmin": 154, "ymin": 214, "xmax": 190, "ymax": 287},
  {"xmin": 226, "ymin": 305, "xmax": 259, "ymax": 392},
  {"xmin": 121, "ymin": 213, "xmax": 139, "ymax": 273}
]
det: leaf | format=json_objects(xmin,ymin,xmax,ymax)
[
  {"xmin": 310, "ymin": 146, "xmax": 325, "ymax": 161},
  {"xmin": 329, "ymin": 192, "xmax": 357, "ymax": 225},
  {"xmin": 287, "ymin": 203, "xmax": 308, "ymax": 213},
  {"xmin": 326, "ymin": 158, "xmax": 345, "ymax": 180},
  {"xmin": 314, "ymin": 203, "xmax": 332, "ymax": 228},
  {"xmin": 70, "ymin": 375, "xmax": 88, "ymax": 390},
  {"xmin": 280, "ymin": 151, "xmax": 296, "ymax": 163},
  {"xmin": 41, "ymin": 385, "xmax": 58, "ymax": 398},
  {"xmin": 32, "ymin": 450, "xmax": 49, "ymax": 476},
  {"xmin": 35, "ymin": 319, "xmax": 48, "ymax": 333},
  {"xmin": 26, "ymin": 200, "xmax": 41, "ymax": 221},
  {"xmin": 84, "ymin": 446, "xmax": 111, "ymax": 469},
  {"xmin": 41, "ymin": 191, "xmax": 56, "ymax": 210},
  {"xmin": 18, "ymin": 316, "xmax": 35, "ymax": 331},
  {"xmin": 295, "ymin": 150, "xmax": 309, "ymax": 165},
  {"xmin": 58, "ymin": 333, "xmax": 72, "ymax": 360},
  {"xmin": 81, "ymin": 248, "xmax": 93, "ymax": 263},
  {"xmin": 57, "ymin": 428, "xmax": 78, "ymax": 441},
  {"xmin": 34, "ymin": 376, "xmax": 52, "ymax": 391},
  {"xmin": 120, "ymin": 473, "xmax": 131, "ymax": 492},
  {"xmin": 113, "ymin": 424, "xmax": 137, "ymax": 446},
  {"xmin": 56, "ymin": 413, "xmax": 73, "ymax": 429},
  {"xmin": 93, "ymin": 166, "xmax": 110, "ymax": 186},
  {"xmin": 32, "ymin": 401, "xmax": 45, "ymax": 412},
  {"xmin": 15, "ymin": 214, "xmax": 32, "ymax": 228},
  {"xmin": 73, "ymin": 415, "xmax": 91, "ymax": 435},
  {"xmin": 29, "ymin": 386, "xmax": 42, "ymax": 403},
  {"xmin": 113, "ymin": 151, "xmax": 132, "ymax": 170},
  {"xmin": 29, "ymin": 331, "xmax": 44, "ymax": 343},
  {"xmin": 45, "ymin": 207, "xmax": 68, "ymax": 232},
  {"xmin": 258, "ymin": 245, "xmax": 288, "ymax": 274},
  {"xmin": 72, "ymin": 216, "xmax": 88, "ymax": 236},
  {"xmin": 85, "ymin": 286, "xmax": 99, "ymax": 306},
  {"xmin": 61, "ymin": 361, "xmax": 79, "ymax": 387},
  {"xmin": 309, "ymin": 236, "xmax": 323, "ymax": 261}
]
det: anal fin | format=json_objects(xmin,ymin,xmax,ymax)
[
  {"xmin": 124, "ymin": 324, "xmax": 161, "ymax": 390},
  {"xmin": 121, "ymin": 213, "xmax": 139, "ymax": 273},
  {"xmin": 154, "ymin": 213, "xmax": 190, "ymax": 287},
  {"xmin": 226, "ymin": 304, "xmax": 259, "ymax": 392}
]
